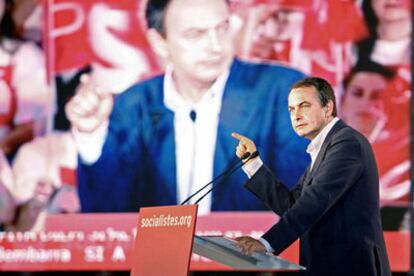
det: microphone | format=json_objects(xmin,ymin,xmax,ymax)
[
  {"xmin": 193, "ymin": 151, "xmax": 259, "ymax": 205},
  {"xmin": 180, "ymin": 151, "xmax": 252, "ymax": 205},
  {"xmin": 190, "ymin": 110, "xmax": 196, "ymax": 122}
]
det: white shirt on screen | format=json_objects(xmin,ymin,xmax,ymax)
[
  {"xmin": 164, "ymin": 66, "xmax": 229, "ymax": 215},
  {"xmin": 74, "ymin": 65, "xmax": 230, "ymax": 215}
]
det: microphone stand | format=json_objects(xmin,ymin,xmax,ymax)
[
  {"xmin": 180, "ymin": 151, "xmax": 252, "ymax": 205},
  {"xmin": 193, "ymin": 151, "xmax": 259, "ymax": 205}
]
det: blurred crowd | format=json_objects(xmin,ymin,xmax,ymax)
[{"xmin": 0, "ymin": 0, "xmax": 411, "ymax": 232}]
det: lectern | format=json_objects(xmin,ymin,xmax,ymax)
[
  {"xmin": 193, "ymin": 235, "xmax": 305, "ymax": 271},
  {"xmin": 130, "ymin": 205, "xmax": 198, "ymax": 276},
  {"xmin": 130, "ymin": 205, "xmax": 305, "ymax": 275}
]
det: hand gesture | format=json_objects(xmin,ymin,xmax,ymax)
[
  {"xmin": 231, "ymin": 132, "xmax": 258, "ymax": 160},
  {"xmin": 65, "ymin": 74, "xmax": 114, "ymax": 133}
]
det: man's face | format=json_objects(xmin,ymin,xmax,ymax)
[
  {"xmin": 161, "ymin": 0, "xmax": 234, "ymax": 85},
  {"xmin": 288, "ymin": 86, "xmax": 332, "ymax": 140},
  {"xmin": 372, "ymin": 0, "xmax": 411, "ymax": 23},
  {"xmin": 341, "ymin": 72, "xmax": 387, "ymax": 138}
]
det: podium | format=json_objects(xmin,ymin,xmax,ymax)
[
  {"xmin": 193, "ymin": 235, "xmax": 305, "ymax": 271},
  {"xmin": 130, "ymin": 205, "xmax": 304, "ymax": 275},
  {"xmin": 130, "ymin": 205, "xmax": 198, "ymax": 276}
]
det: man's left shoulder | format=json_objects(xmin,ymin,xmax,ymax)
[{"xmin": 332, "ymin": 121, "xmax": 371, "ymax": 147}]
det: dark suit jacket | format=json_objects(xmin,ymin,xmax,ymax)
[
  {"xmin": 245, "ymin": 120, "xmax": 391, "ymax": 276},
  {"xmin": 78, "ymin": 59, "xmax": 310, "ymax": 212}
]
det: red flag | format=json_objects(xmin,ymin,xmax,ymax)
[{"xmin": 43, "ymin": 0, "xmax": 161, "ymax": 90}]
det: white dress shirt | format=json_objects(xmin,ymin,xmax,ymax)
[
  {"xmin": 75, "ymin": 65, "xmax": 229, "ymax": 215},
  {"xmin": 306, "ymin": 117, "xmax": 339, "ymax": 171}
]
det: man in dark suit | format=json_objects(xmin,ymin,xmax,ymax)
[{"xmin": 232, "ymin": 77, "xmax": 391, "ymax": 275}]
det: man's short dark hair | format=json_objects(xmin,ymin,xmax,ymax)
[
  {"xmin": 291, "ymin": 77, "xmax": 338, "ymax": 117},
  {"xmin": 145, "ymin": 0, "xmax": 171, "ymax": 36},
  {"xmin": 145, "ymin": 0, "xmax": 229, "ymax": 36},
  {"xmin": 343, "ymin": 61, "xmax": 394, "ymax": 90}
]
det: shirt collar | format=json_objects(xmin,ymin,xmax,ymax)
[
  {"xmin": 163, "ymin": 64, "xmax": 229, "ymax": 112},
  {"xmin": 306, "ymin": 117, "xmax": 339, "ymax": 155}
]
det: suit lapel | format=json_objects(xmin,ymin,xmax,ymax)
[
  {"xmin": 213, "ymin": 60, "xmax": 259, "ymax": 201},
  {"xmin": 145, "ymin": 77, "xmax": 177, "ymax": 202},
  {"xmin": 298, "ymin": 165, "xmax": 312, "ymax": 196},
  {"xmin": 303, "ymin": 120, "xmax": 346, "ymax": 187},
  {"xmin": 214, "ymin": 60, "xmax": 256, "ymax": 174}
]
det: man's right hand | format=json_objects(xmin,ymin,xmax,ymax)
[
  {"xmin": 231, "ymin": 132, "xmax": 258, "ymax": 160},
  {"xmin": 65, "ymin": 74, "xmax": 114, "ymax": 133}
]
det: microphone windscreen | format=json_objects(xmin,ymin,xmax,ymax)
[
  {"xmin": 190, "ymin": 110, "xmax": 196, "ymax": 122},
  {"xmin": 250, "ymin": 151, "xmax": 259, "ymax": 159},
  {"xmin": 241, "ymin": 152, "xmax": 251, "ymax": 160}
]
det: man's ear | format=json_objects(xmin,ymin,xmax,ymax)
[
  {"xmin": 324, "ymin": 100, "xmax": 334, "ymax": 118},
  {"xmin": 146, "ymin": 29, "xmax": 168, "ymax": 59}
]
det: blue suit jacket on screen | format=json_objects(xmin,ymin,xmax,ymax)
[
  {"xmin": 78, "ymin": 59, "xmax": 310, "ymax": 212},
  {"xmin": 245, "ymin": 120, "xmax": 391, "ymax": 276}
]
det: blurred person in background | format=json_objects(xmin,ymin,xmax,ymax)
[
  {"xmin": 10, "ymin": 0, "xmax": 42, "ymax": 44},
  {"xmin": 0, "ymin": 150, "xmax": 15, "ymax": 225},
  {"xmin": 359, "ymin": 0, "xmax": 411, "ymax": 66},
  {"xmin": 0, "ymin": 0, "xmax": 79, "ymax": 232},
  {"xmin": 6, "ymin": 131, "xmax": 78, "ymax": 231},
  {"xmin": 235, "ymin": 0, "xmax": 367, "ymax": 89},
  {"xmin": 356, "ymin": 0, "xmax": 411, "ymax": 214},
  {"xmin": 66, "ymin": 0, "xmax": 310, "ymax": 214},
  {"xmin": 340, "ymin": 61, "xmax": 394, "ymax": 142},
  {"xmin": 0, "ymin": 0, "xmax": 52, "ymax": 160},
  {"xmin": 341, "ymin": 61, "xmax": 410, "ymax": 208},
  {"xmin": 236, "ymin": 0, "xmax": 308, "ymax": 70}
]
